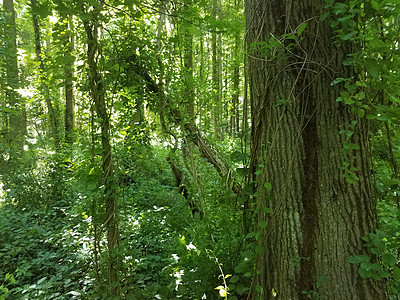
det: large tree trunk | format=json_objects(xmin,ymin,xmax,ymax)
[
  {"xmin": 83, "ymin": 15, "xmax": 120, "ymax": 297},
  {"xmin": 245, "ymin": 0, "xmax": 387, "ymax": 299},
  {"xmin": 4, "ymin": 0, "xmax": 25, "ymax": 160}
]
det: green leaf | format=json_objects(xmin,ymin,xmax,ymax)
[
  {"xmin": 365, "ymin": 58, "xmax": 380, "ymax": 78},
  {"xmin": 32, "ymin": 4, "xmax": 52, "ymax": 18},
  {"xmin": 382, "ymin": 253, "xmax": 396, "ymax": 267},
  {"xmin": 230, "ymin": 151, "xmax": 244, "ymax": 163},
  {"xmin": 377, "ymin": 270, "xmax": 390, "ymax": 278},
  {"xmin": 258, "ymin": 220, "xmax": 267, "ymax": 229},
  {"xmin": 245, "ymin": 232, "xmax": 255, "ymax": 239},
  {"xmin": 392, "ymin": 266, "xmax": 400, "ymax": 280},
  {"xmin": 370, "ymin": 234, "xmax": 386, "ymax": 250},
  {"xmin": 331, "ymin": 77, "xmax": 346, "ymax": 85},
  {"xmin": 263, "ymin": 207, "xmax": 271, "ymax": 214},
  {"xmin": 236, "ymin": 285, "xmax": 250, "ymax": 295},
  {"xmin": 9, "ymin": 275, "xmax": 15, "ymax": 284},
  {"xmin": 1, "ymin": 107, "xmax": 16, "ymax": 113},
  {"xmin": 297, "ymin": 23, "xmax": 308, "ymax": 36},
  {"xmin": 342, "ymin": 31, "xmax": 357, "ymax": 41},
  {"xmin": 230, "ymin": 275, "xmax": 240, "ymax": 283},
  {"xmin": 344, "ymin": 143, "xmax": 359, "ymax": 150},
  {"xmin": 371, "ymin": 0, "xmax": 379, "ymax": 10},
  {"xmin": 243, "ymin": 184, "xmax": 253, "ymax": 196},
  {"xmin": 357, "ymin": 108, "xmax": 365, "ymax": 118},
  {"xmin": 264, "ymin": 182, "xmax": 272, "ymax": 191},
  {"xmin": 320, "ymin": 12, "xmax": 330, "ymax": 21},
  {"xmin": 235, "ymin": 263, "xmax": 247, "ymax": 274},
  {"xmin": 347, "ymin": 255, "xmax": 370, "ymax": 264},
  {"xmin": 358, "ymin": 267, "xmax": 372, "ymax": 279}
]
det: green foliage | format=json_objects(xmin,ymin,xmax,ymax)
[
  {"xmin": 1, "ymin": 0, "xmax": 400, "ymax": 298},
  {"xmin": 348, "ymin": 230, "xmax": 400, "ymax": 295},
  {"xmin": 0, "ymin": 203, "xmax": 93, "ymax": 299}
]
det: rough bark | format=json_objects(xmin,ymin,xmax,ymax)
[
  {"xmin": 245, "ymin": 0, "xmax": 387, "ymax": 299},
  {"xmin": 83, "ymin": 15, "xmax": 120, "ymax": 297},
  {"xmin": 31, "ymin": 0, "xmax": 59, "ymax": 149}
]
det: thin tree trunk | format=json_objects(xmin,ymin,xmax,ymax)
[
  {"xmin": 231, "ymin": 32, "xmax": 240, "ymax": 137},
  {"xmin": 183, "ymin": 0, "xmax": 194, "ymax": 119},
  {"xmin": 130, "ymin": 55, "xmax": 243, "ymax": 196},
  {"xmin": 31, "ymin": 0, "xmax": 59, "ymax": 149},
  {"xmin": 83, "ymin": 15, "xmax": 120, "ymax": 297},
  {"xmin": 212, "ymin": 0, "xmax": 220, "ymax": 140},
  {"xmin": 245, "ymin": 0, "xmax": 387, "ymax": 299},
  {"xmin": 4, "ymin": 0, "xmax": 25, "ymax": 160},
  {"xmin": 217, "ymin": 0, "xmax": 222, "ymax": 139},
  {"xmin": 64, "ymin": 19, "xmax": 75, "ymax": 144}
]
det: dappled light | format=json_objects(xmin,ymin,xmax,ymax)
[{"xmin": 0, "ymin": 0, "xmax": 399, "ymax": 299}]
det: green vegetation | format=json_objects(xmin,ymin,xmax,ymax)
[{"xmin": 0, "ymin": 0, "xmax": 399, "ymax": 299}]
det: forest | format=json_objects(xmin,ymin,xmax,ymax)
[{"xmin": 0, "ymin": 0, "xmax": 399, "ymax": 299}]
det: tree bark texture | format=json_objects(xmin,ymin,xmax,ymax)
[
  {"xmin": 245, "ymin": 0, "xmax": 387, "ymax": 299},
  {"xmin": 83, "ymin": 17, "xmax": 120, "ymax": 297}
]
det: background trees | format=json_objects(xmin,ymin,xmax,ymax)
[{"xmin": 0, "ymin": 0, "xmax": 399, "ymax": 299}]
